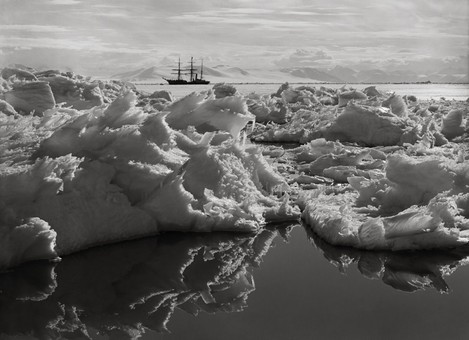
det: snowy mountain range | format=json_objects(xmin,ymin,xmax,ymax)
[{"xmin": 111, "ymin": 64, "xmax": 469, "ymax": 84}]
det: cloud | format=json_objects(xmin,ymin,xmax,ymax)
[
  {"xmin": 282, "ymin": 9, "xmax": 360, "ymax": 17},
  {"xmin": 169, "ymin": 11, "xmax": 319, "ymax": 31},
  {"xmin": 0, "ymin": 0, "xmax": 466, "ymax": 78},
  {"xmin": 275, "ymin": 49, "xmax": 333, "ymax": 68},
  {"xmin": 13, "ymin": 46, "xmax": 33, "ymax": 51},
  {"xmin": 220, "ymin": 8, "xmax": 274, "ymax": 14},
  {"xmin": 0, "ymin": 25, "xmax": 70, "ymax": 32},
  {"xmin": 381, "ymin": 55, "xmax": 469, "ymax": 74},
  {"xmin": 0, "ymin": 36, "xmax": 148, "ymax": 54},
  {"xmin": 86, "ymin": 11, "xmax": 130, "ymax": 18},
  {"xmin": 48, "ymin": 0, "xmax": 81, "ymax": 5}
]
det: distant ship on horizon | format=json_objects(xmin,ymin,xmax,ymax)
[{"xmin": 163, "ymin": 57, "xmax": 210, "ymax": 85}]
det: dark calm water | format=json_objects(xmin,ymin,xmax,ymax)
[{"xmin": 2, "ymin": 225, "xmax": 469, "ymax": 340}]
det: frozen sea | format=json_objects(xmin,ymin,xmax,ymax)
[{"xmin": 136, "ymin": 82, "xmax": 469, "ymax": 101}]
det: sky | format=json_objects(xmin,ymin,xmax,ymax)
[{"xmin": 0, "ymin": 0, "xmax": 468, "ymax": 77}]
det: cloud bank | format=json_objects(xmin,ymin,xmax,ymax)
[{"xmin": 0, "ymin": 0, "xmax": 467, "ymax": 79}]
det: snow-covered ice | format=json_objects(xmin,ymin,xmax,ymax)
[
  {"xmin": 1, "ymin": 69, "xmax": 468, "ymax": 270},
  {"xmin": 0, "ymin": 70, "xmax": 300, "ymax": 269}
]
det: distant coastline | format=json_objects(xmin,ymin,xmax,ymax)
[
  {"xmin": 135, "ymin": 82, "xmax": 469, "ymax": 101},
  {"xmin": 134, "ymin": 81, "xmax": 469, "ymax": 86}
]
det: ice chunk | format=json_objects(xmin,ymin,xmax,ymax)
[
  {"xmin": 303, "ymin": 191, "xmax": 469, "ymax": 250},
  {"xmin": 247, "ymin": 96, "xmax": 289, "ymax": 124},
  {"xmin": 338, "ymin": 89, "xmax": 367, "ymax": 107},
  {"xmin": 291, "ymin": 138, "xmax": 346, "ymax": 162},
  {"xmin": 111, "ymin": 161, "xmax": 172, "ymax": 204},
  {"xmin": 350, "ymin": 154, "xmax": 457, "ymax": 214},
  {"xmin": 101, "ymin": 91, "xmax": 146, "ymax": 128},
  {"xmin": 323, "ymin": 165, "xmax": 378, "ymax": 183},
  {"xmin": 166, "ymin": 94, "xmax": 254, "ymax": 138},
  {"xmin": 271, "ymin": 82, "xmax": 290, "ymax": 98},
  {"xmin": 35, "ymin": 92, "xmax": 166, "ymax": 164},
  {"xmin": 324, "ymin": 102, "xmax": 418, "ymax": 146},
  {"xmin": 303, "ymin": 151, "xmax": 469, "ymax": 251},
  {"xmin": 40, "ymin": 75, "xmax": 104, "ymax": 110},
  {"xmin": 0, "ymin": 155, "xmax": 157, "ymax": 261},
  {"xmin": 213, "ymin": 83, "xmax": 239, "ymax": 98},
  {"xmin": 0, "ymin": 218, "xmax": 57, "ymax": 269},
  {"xmin": 251, "ymin": 106, "xmax": 335, "ymax": 143},
  {"xmin": 281, "ymin": 87, "xmax": 301, "ymax": 103},
  {"xmin": 386, "ymin": 155, "xmax": 455, "ymax": 196},
  {"xmin": 441, "ymin": 109, "xmax": 466, "ymax": 140},
  {"xmin": 263, "ymin": 193, "xmax": 301, "ymax": 223},
  {"xmin": 382, "ymin": 93, "xmax": 408, "ymax": 117},
  {"xmin": 1, "ymin": 67, "xmax": 37, "ymax": 81},
  {"xmin": 294, "ymin": 142, "xmax": 385, "ymax": 183},
  {"xmin": 166, "ymin": 91, "xmax": 206, "ymax": 123},
  {"xmin": 149, "ymin": 90, "xmax": 174, "ymax": 102},
  {"xmin": 362, "ymin": 86, "xmax": 383, "ymax": 98},
  {"xmin": 0, "ymin": 99, "xmax": 17, "ymax": 116},
  {"xmin": 303, "ymin": 150, "xmax": 379, "ymax": 175},
  {"xmin": 1, "ymin": 89, "xmax": 295, "ymax": 268},
  {"xmin": 4, "ymin": 81, "xmax": 56, "ymax": 115},
  {"xmin": 34, "ymin": 160, "xmax": 158, "ymax": 255},
  {"xmin": 139, "ymin": 173, "xmax": 210, "ymax": 231},
  {"xmin": 142, "ymin": 142, "xmax": 292, "ymax": 231}
]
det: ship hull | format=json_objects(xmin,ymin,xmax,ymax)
[{"xmin": 164, "ymin": 78, "xmax": 210, "ymax": 85}]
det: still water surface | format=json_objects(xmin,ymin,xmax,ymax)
[
  {"xmin": 136, "ymin": 83, "xmax": 469, "ymax": 101},
  {"xmin": 2, "ymin": 225, "xmax": 469, "ymax": 339}
]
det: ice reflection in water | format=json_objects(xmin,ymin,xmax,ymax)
[
  {"xmin": 0, "ymin": 228, "xmax": 284, "ymax": 339},
  {"xmin": 4, "ymin": 224, "xmax": 469, "ymax": 339},
  {"xmin": 307, "ymin": 227, "xmax": 469, "ymax": 293}
]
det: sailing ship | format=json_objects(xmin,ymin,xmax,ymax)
[{"xmin": 163, "ymin": 57, "xmax": 210, "ymax": 85}]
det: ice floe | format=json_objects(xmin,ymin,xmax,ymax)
[
  {"xmin": 300, "ymin": 153, "xmax": 469, "ymax": 250},
  {"xmin": 1, "ymin": 69, "xmax": 468, "ymax": 269},
  {"xmin": 0, "ymin": 74, "xmax": 299, "ymax": 269}
]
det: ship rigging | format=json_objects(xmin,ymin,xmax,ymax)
[{"xmin": 163, "ymin": 57, "xmax": 210, "ymax": 85}]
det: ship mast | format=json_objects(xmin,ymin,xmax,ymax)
[
  {"xmin": 170, "ymin": 57, "xmax": 183, "ymax": 81},
  {"xmin": 189, "ymin": 57, "xmax": 194, "ymax": 82},
  {"xmin": 165, "ymin": 57, "xmax": 209, "ymax": 84},
  {"xmin": 201, "ymin": 59, "xmax": 204, "ymax": 80},
  {"xmin": 178, "ymin": 58, "xmax": 182, "ymax": 80}
]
